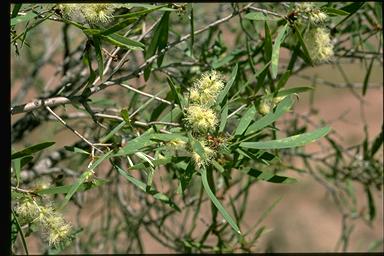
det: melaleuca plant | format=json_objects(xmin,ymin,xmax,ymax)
[{"xmin": 11, "ymin": 2, "xmax": 382, "ymax": 254}]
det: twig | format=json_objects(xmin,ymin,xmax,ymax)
[{"xmin": 45, "ymin": 106, "xmax": 103, "ymax": 153}]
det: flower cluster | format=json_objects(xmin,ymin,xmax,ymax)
[
  {"xmin": 181, "ymin": 70, "xmax": 226, "ymax": 167},
  {"xmin": 15, "ymin": 198, "xmax": 72, "ymax": 247},
  {"xmin": 189, "ymin": 71, "xmax": 224, "ymax": 106},
  {"xmin": 185, "ymin": 70, "xmax": 224, "ymax": 133},
  {"xmin": 291, "ymin": 3, "xmax": 334, "ymax": 63},
  {"xmin": 304, "ymin": 27, "xmax": 334, "ymax": 63},
  {"xmin": 294, "ymin": 3, "xmax": 328, "ymax": 24},
  {"xmin": 185, "ymin": 105, "xmax": 218, "ymax": 133},
  {"xmin": 57, "ymin": 4, "xmax": 123, "ymax": 24}
]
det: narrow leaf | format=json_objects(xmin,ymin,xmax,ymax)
[
  {"xmin": 116, "ymin": 165, "xmax": 180, "ymax": 211},
  {"xmin": 241, "ymin": 126, "xmax": 331, "ymax": 149},
  {"xmin": 11, "ymin": 4, "xmax": 22, "ymax": 18},
  {"xmin": 271, "ymin": 24, "xmax": 288, "ymax": 79},
  {"xmin": 59, "ymin": 151, "xmax": 113, "ymax": 209},
  {"xmin": 362, "ymin": 55, "xmax": 375, "ymax": 96},
  {"xmin": 167, "ymin": 77, "xmax": 185, "ymax": 110},
  {"xmin": 201, "ymin": 167, "xmax": 241, "ymax": 235},
  {"xmin": 157, "ymin": 12, "xmax": 170, "ymax": 67},
  {"xmin": 219, "ymin": 103, "xmax": 229, "ymax": 133},
  {"xmin": 12, "ymin": 142, "xmax": 55, "ymax": 159},
  {"xmin": 235, "ymin": 105, "xmax": 257, "ymax": 135},
  {"xmin": 102, "ymin": 33, "xmax": 144, "ymax": 50},
  {"xmin": 100, "ymin": 17, "xmax": 137, "ymax": 35},
  {"xmin": 92, "ymin": 36, "xmax": 104, "ymax": 79},
  {"xmin": 321, "ymin": 7, "xmax": 350, "ymax": 16},
  {"xmin": 371, "ymin": 125, "xmax": 383, "ymax": 157},
  {"xmin": 217, "ymin": 64, "xmax": 238, "ymax": 106},
  {"xmin": 293, "ymin": 24, "xmax": 312, "ymax": 65},
  {"xmin": 36, "ymin": 179, "xmax": 109, "ymax": 195},
  {"xmin": 276, "ymin": 86, "xmax": 313, "ymax": 97},
  {"xmin": 245, "ymin": 95, "xmax": 294, "ymax": 135},
  {"xmin": 365, "ymin": 185, "xmax": 376, "ymax": 221},
  {"xmin": 244, "ymin": 168, "xmax": 297, "ymax": 184},
  {"xmin": 264, "ymin": 22, "xmax": 272, "ymax": 62}
]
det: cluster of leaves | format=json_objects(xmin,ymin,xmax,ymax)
[{"xmin": 11, "ymin": 2, "xmax": 382, "ymax": 254}]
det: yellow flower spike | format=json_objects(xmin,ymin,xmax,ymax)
[
  {"xmin": 190, "ymin": 70, "xmax": 224, "ymax": 105},
  {"xmin": 304, "ymin": 27, "xmax": 334, "ymax": 63},
  {"xmin": 185, "ymin": 105, "xmax": 218, "ymax": 132},
  {"xmin": 58, "ymin": 4, "xmax": 118, "ymax": 23}
]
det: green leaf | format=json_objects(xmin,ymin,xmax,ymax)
[
  {"xmin": 245, "ymin": 96, "xmax": 294, "ymax": 136},
  {"xmin": 59, "ymin": 151, "xmax": 113, "ymax": 209},
  {"xmin": 11, "ymin": 4, "xmax": 22, "ymax": 18},
  {"xmin": 64, "ymin": 146, "xmax": 90, "ymax": 155},
  {"xmin": 177, "ymin": 160, "xmax": 195, "ymax": 194},
  {"xmin": 100, "ymin": 121, "xmax": 126, "ymax": 144},
  {"xmin": 293, "ymin": 24, "xmax": 312, "ymax": 65},
  {"xmin": 92, "ymin": 36, "xmax": 104, "ymax": 79},
  {"xmin": 189, "ymin": 4, "xmax": 194, "ymax": 57},
  {"xmin": 362, "ymin": 55, "xmax": 375, "ymax": 96},
  {"xmin": 243, "ymin": 168, "xmax": 297, "ymax": 184},
  {"xmin": 100, "ymin": 17, "xmax": 138, "ymax": 35},
  {"xmin": 167, "ymin": 77, "xmax": 185, "ymax": 110},
  {"xmin": 276, "ymin": 70, "xmax": 291, "ymax": 90},
  {"xmin": 264, "ymin": 22, "xmax": 272, "ymax": 62},
  {"xmin": 217, "ymin": 64, "xmax": 238, "ymax": 106},
  {"xmin": 121, "ymin": 108, "xmax": 131, "ymax": 123},
  {"xmin": 102, "ymin": 33, "xmax": 144, "ymax": 50},
  {"xmin": 334, "ymin": 2, "xmax": 365, "ymax": 28},
  {"xmin": 371, "ymin": 125, "xmax": 383, "ymax": 157},
  {"xmin": 36, "ymin": 179, "xmax": 109, "ymax": 195},
  {"xmin": 241, "ymin": 126, "xmax": 331, "ymax": 149},
  {"xmin": 12, "ymin": 142, "xmax": 55, "ymax": 159},
  {"xmin": 150, "ymin": 133, "xmax": 188, "ymax": 142},
  {"xmin": 115, "ymin": 165, "xmax": 180, "ymax": 211},
  {"xmin": 190, "ymin": 137, "xmax": 206, "ymax": 161},
  {"xmin": 365, "ymin": 185, "xmax": 376, "ymax": 221},
  {"xmin": 340, "ymin": 2, "xmax": 364, "ymax": 13},
  {"xmin": 201, "ymin": 167, "xmax": 241, "ymax": 235},
  {"xmin": 271, "ymin": 24, "xmax": 288, "ymax": 79},
  {"xmin": 128, "ymin": 157, "xmax": 173, "ymax": 170},
  {"xmin": 244, "ymin": 12, "xmax": 279, "ymax": 21},
  {"xmin": 116, "ymin": 4, "xmax": 174, "ymax": 18},
  {"xmin": 11, "ymin": 11, "xmax": 37, "ymax": 26},
  {"xmin": 114, "ymin": 132, "xmax": 156, "ymax": 156},
  {"xmin": 12, "ymin": 156, "xmax": 33, "ymax": 186},
  {"xmin": 276, "ymin": 86, "xmax": 313, "ymax": 97},
  {"xmin": 144, "ymin": 12, "xmax": 169, "ymax": 80},
  {"xmin": 255, "ymin": 61, "xmax": 271, "ymax": 93},
  {"xmin": 157, "ymin": 12, "xmax": 170, "ymax": 67},
  {"xmin": 219, "ymin": 103, "xmax": 229, "ymax": 133},
  {"xmin": 235, "ymin": 105, "xmax": 257, "ymax": 136},
  {"xmin": 12, "ymin": 210, "xmax": 29, "ymax": 255},
  {"xmin": 321, "ymin": 7, "xmax": 350, "ymax": 16}
]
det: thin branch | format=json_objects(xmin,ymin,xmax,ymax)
[{"xmin": 45, "ymin": 106, "xmax": 103, "ymax": 153}]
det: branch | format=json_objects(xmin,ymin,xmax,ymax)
[{"xmin": 11, "ymin": 96, "xmax": 80, "ymax": 115}]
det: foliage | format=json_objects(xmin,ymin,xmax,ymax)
[{"xmin": 10, "ymin": 2, "xmax": 383, "ymax": 254}]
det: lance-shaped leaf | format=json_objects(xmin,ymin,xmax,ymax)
[
  {"xmin": 201, "ymin": 167, "xmax": 241, "ymax": 235},
  {"xmin": 241, "ymin": 126, "xmax": 331, "ymax": 149}
]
